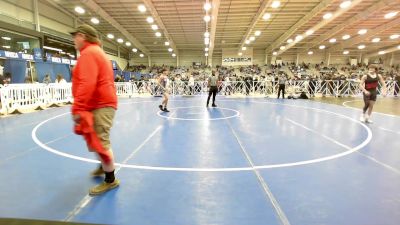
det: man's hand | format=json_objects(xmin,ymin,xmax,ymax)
[{"xmin": 72, "ymin": 114, "xmax": 80, "ymax": 124}]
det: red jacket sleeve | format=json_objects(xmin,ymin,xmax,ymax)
[{"xmin": 72, "ymin": 52, "xmax": 99, "ymax": 114}]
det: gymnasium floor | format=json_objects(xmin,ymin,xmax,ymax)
[{"xmin": 0, "ymin": 96, "xmax": 399, "ymax": 225}]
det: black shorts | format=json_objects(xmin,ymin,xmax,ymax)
[
  {"xmin": 363, "ymin": 90, "xmax": 377, "ymax": 101},
  {"xmin": 209, "ymin": 86, "xmax": 218, "ymax": 93}
]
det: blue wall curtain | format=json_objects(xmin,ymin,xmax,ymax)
[
  {"xmin": 53, "ymin": 64, "xmax": 71, "ymax": 81},
  {"xmin": 35, "ymin": 62, "xmax": 55, "ymax": 83},
  {"xmin": 35, "ymin": 62, "xmax": 71, "ymax": 82},
  {"xmin": 122, "ymin": 71, "xmax": 131, "ymax": 81},
  {"xmin": 4, "ymin": 59, "xmax": 27, "ymax": 84}
]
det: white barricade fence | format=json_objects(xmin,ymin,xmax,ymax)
[
  {"xmin": 0, "ymin": 84, "xmax": 48, "ymax": 114},
  {"xmin": 0, "ymin": 83, "xmax": 72, "ymax": 115},
  {"xmin": 1, "ymin": 80, "xmax": 399, "ymax": 115},
  {"xmin": 48, "ymin": 83, "xmax": 73, "ymax": 105},
  {"xmin": 0, "ymin": 85, "xmax": 7, "ymax": 115}
]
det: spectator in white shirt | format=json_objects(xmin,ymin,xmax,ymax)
[{"xmin": 55, "ymin": 74, "xmax": 67, "ymax": 84}]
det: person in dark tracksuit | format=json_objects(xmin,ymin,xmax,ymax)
[
  {"xmin": 277, "ymin": 74, "xmax": 287, "ymax": 99},
  {"xmin": 207, "ymin": 71, "xmax": 218, "ymax": 107}
]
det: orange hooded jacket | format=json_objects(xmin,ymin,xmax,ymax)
[{"xmin": 72, "ymin": 42, "xmax": 117, "ymax": 115}]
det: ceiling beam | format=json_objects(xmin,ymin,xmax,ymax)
[
  {"xmin": 237, "ymin": 0, "xmax": 273, "ymax": 52},
  {"xmin": 328, "ymin": 17, "xmax": 400, "ymax": 52},
  {"xmin": 275, "ymin": 0, "xmax": 363, "ymax": 55},
  {"xmin": 266, "ymin": 0, "xmax": 331, "ymax": 53},
  {"xmin": 80, "ymin": 0, "xmax": 149, "ymax": 55},
  {"xmin": 141, "ymin": 0, "xmax": 178, "ymax": 56},
  {"xmin": 208, "ymin": 0, "xmax": 221, "ymax": 65},
  {"xmin": 303, "ymin": 0, "xmax": 394, "ymax": 51},
  {"xmin": 365, "ymin": 44, "xmax": 400, "ymax": 58}
]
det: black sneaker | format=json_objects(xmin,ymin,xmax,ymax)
[
  {"xmin": 212, "ymin": 104, "xmax": 217, "ymax": 107},
  {"xmin": 159, "ymin": 105, "xmax": 163, "ymax": 111},
  {"xmin": 163, "ymin": 108, "xmax": 170, "ymax": 112}
]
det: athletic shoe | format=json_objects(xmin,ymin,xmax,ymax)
[
  {"xmin": 212, "ymin": 104, "xmax": 217, "ymax": 107},
  {"xmin": 366, "ymin": 117, "xmax": 373, "ymax": 124},
  {"xmin": 158, "ymin": 105, "xmax": 163, "ymax": 111},
  {"xmin": 359, "ymin": 114, "xmax": 366, "ymax": 122},
  {"xmin": 89, "ymin": 179, "xmax": 120, "ymax": 196},
  {"xmin": 90, "ymin": 166, "xmax": 104, "ymax": 177},
  {"xmin": 163, "ymin": 108, "xmax": 170, "ymax": 112}
]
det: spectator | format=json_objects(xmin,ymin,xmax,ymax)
[
  {"xmin": 55, "ymin": 74, "xmax": 67, "ymax": 84},
  {"xmin": 42, "ymin": 74, "xmax": 52, "ymax": 84}
]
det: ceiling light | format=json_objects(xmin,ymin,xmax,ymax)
[
  {"xmin": 140, "ymin": 54, "xmax": 144, "ymax": 57},
  {"xmin": 371, "ymin": 38, "xmax": 380, "ymax": 43},
  {"xmin": 165, "ymin": 41, "xmax": 170, "ymax": 46},
  {"xmin": 138, "ymin": 4, "xmax": 146, "ymax": 12},
  {"xmin": 319, "ymin": 45, "xmax": 326, "ymax": 49},
  {"xmin": 358, "ymin": 29, "xmax": 367, "ymax": 35},
  {"xmin": 204, "ymin": 37, "xmax": 210, "ymax": 45},
  {"xmin": 280, "ymin": 46, "xmax": 285, "ymax": 50},
  {"xmin": 358, "ymin": 45, "xmax": 366, "ymax": 49},
  {"xmin": 204, "ymin": 2, "xmax": 212, "ymax": 11},
  {"xmin": 340, "ymin": 1, "xmax": 352, "ymax": 9},
  {"xmin": 249, "ymin": 36, "xmax": 255, "ymax": 41},
  {"xmin": 205, "ymin": 47, "xmax": 209, "ymax": 51},
  {"xmin": 1, "ymin": 37, "xmax": 11, "ymax": 40},
  {"xmin": 117, "ymin": 38, "xmax": 123, "ymax": 43},
  {"xmin": 238, "ymin": 52, "xmax": 243, "ymax": 56},
  {"xmin": 204, "ymin": 15, "xmax": 211, "ymax": 22},
  {"xmin": 273, "ymin": 51, "xmax": 277, "ymax": 56},
  {"xmin": 147, "ymin": 17, "xmax": 154, "ymax": 24},
  {"xmin": 245, "ymin": 40, "xmax": 250, "ymax": 44},
  {"xmin": 378, "ymin": 51, "xmax": 385, "ymax": 55},
  {"xmin": 91, "ymin": 17, "xmax": 99, "ymax": 24},
  {"xmin": 242, "ymin": 47, "xmax": 247, "ymax": 51},
  {"xmin": 343, "ymin": 50, "xmax": 349, "ymax": 55},
  {"xmin": 306, "ymin": 30, "xmax": 314, "ymax": 36},
  {"xmin": 2, "ymin": 46, "xmax": 10, "ymax": 49},
  {"xmin": 255, "ymin": 31, "xmax": 261, "ymax": 36},
  {"xmin": 107, "ymin": 34, "xmax": 114, "ymax": 39},
  {"xmin": 151, "ymin": 25, "xmax": 158, "ymax": 30},
  {"xmin": 271, "ymin": 1, "xmax": 280, "ymax": 8},
  {"xmin": 132, "ymin": 48, "xmax": 138, "ymax": 52},
  {"xmin": 295, "ymin": 35, "xmax": 303, "ymax": 41},
  {"xmin": 398, "ymin": 45, "xmax": 400, "ymax": 49},
  {"xmin": 125, "ymin": 42, "xmax": 131, "ymax": 46},
  {"xmin": 323, "ymin": 13, "xmax": 333, "ymax": 20},
  {"xmin": 384, "ymin": 12, "xmax": 398, "ymax": 19},
  {"xmin": 155, "ymin": 32, "xmax": 162, "ymax": 37},
  {"xmin": 74, "ymin": 6, "xmax": 85, "ymax": 14},
  {"xmin": 308, "ymin": 51, "xmax": 313, "ymax": 55},
  {"xmin": 263, "ymin": 13, "xmax": 271, "ymax": 20},
  {"xmin": 342, "ymin": 34, "xmax": 351, "ymax": 40},
  {"xmin": 329, "ymin": 38, "xmax": 337, "ymax": 43},
  {"xmin": 287, "ymin": 39, "xmax": 293, "ymax": 43},
  {"xmin": 172, "ymin": 53, "xmax": 176, "ymax": 57},
  {"xmin": 204, "ymin": 31, "xmax": 210, "ymax": 38},
  {"xmin": 168, "ymin": 48, "xmax": 173, "ymax": 52},
  {"xmin": 390, "ymin": 34, "xmax": 400, "ymax": 39},
  {"xmin": 205, "ymin": 53, "xmax": 209, "ymax": 57}
]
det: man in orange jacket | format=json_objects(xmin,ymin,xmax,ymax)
[{"xmin": 70, "ymin": 25, "xmax": 119, "ymax": 195}]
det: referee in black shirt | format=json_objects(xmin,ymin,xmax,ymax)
[{"xmin": 207, "ymin": 71, "xmax": 218, "ymax": 107}]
